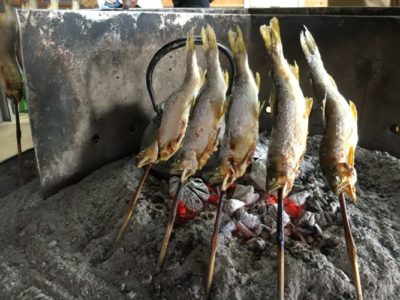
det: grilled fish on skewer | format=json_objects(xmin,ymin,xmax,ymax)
[
  {"xmin": 212, "ymin": 26, "xmax": 262, "ymax": 192},
  {"xmin": 206, "ymin": 26, "xmax": 261, "ymax": 295},
  {"xmin": 172, "ymin": 24, "xmax": 229, "ymax": 182},
  {"xmin": 0, "ymin": 0, "xmax": 24, "ymax": 186},
  {"xmin": 156, "ymin": 25, "xmax": 229, "ymax": 271},
  {"xmin": 301, "ymin": 28, "xmax": 358, "ymax": 202},
  {"xmin": 260, "ymin": 17, "xmax": 313, "ymax": 300},
  {"xmin": 301, "ymin": 27, "xmax": 362, "ymax": 300},
  {"xmin": 110, "ymin": 30, "xmax": 203, "ymax": 254},
  {"xmin": 260, "ymin": 18, "xmax": 313, "ymax": 200},
  {"xmin": 137, "ymin": 30, "xmax": 204, "ymax": 168}
]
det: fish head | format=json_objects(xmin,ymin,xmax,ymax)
[
  {"xmin": 267, "ymin": 176, "xmax": 293, "ymax": 200},
  {"xmin": 171, "ymin": 150, "xmax": 198, "ymax": 182},
  {"xmin": 327, "ymin": 162, "xmax": 357, "ymax": 202}
]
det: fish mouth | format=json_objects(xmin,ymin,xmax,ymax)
[{"xmin": 338, "ymin": 182, "xmax": 357, "ymax": 202}]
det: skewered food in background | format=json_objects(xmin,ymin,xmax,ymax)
[
  {"xmin": 301, "ymin": 27, "xmax": 363, "ymax": 300},
  {"xmin": 260, "ymin": 17, "xmax": 313, "ymax": 300}
]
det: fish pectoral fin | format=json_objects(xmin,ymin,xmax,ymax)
[
  {"xmin": 223, "ymin": 70, "xmax": 229, "ymax": 89},
  {"xmin": 258, "ymin": 100, "xmax": 266, "ymax": 117},
  {"xmin": 290, "ymin": 61, "xmax": 300, "ymax": 80},
  {"xmin": 349, "ymin": 100, "xmax": 358, "ymax": 122},
  {"xmin": 254, "ymin": 72, "xmax": 261, "ymax": 90},
  {"xmin": 348, "ymin": 146, "xmax": 355, "ymax": 167},
  {"xmin": 328, "ymin": 74, "xmax": 337, "ymax": 89},
  {"xmin": 304, "ymin": 97, "xmax": 313, "ymax": 118}
]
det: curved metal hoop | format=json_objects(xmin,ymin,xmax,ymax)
[{"xmin": 146, "ymin": 36, "xmax": 236, "ymax": 116}]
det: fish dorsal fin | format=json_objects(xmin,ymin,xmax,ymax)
[
  {"xmin": 349, "ymin": 100, "xmax": 358, "ymax": 122},
  {"xmin": 216, "ymin": 100, "xmax": 228, "ymax": 121},
  {"xmin": 328, "ymin": 75, "xmax": 337, "ymax": 89},
  {"xmin": 254, "ymin": 72, "xmax": 261, "ymax": 90},
  {"xmin": 290, "ymin": 61, "xmax": 300, "ymax": 80},
  {"xmin": 348, "ymin": 145, "xmax": 355, "ymax": 166},
  {"xmin": 304, "ymin": 97, "xmax": 313, "ymax": 118},
  {"xmin": 223, "ymin": 70, "xmax": 229, "ymax": 89}
]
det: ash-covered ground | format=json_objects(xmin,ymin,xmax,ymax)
[{"xmin": 0, "ymin": 136, "xmax": 399, "ymax": 300}]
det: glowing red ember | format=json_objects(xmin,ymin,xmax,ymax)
[
  {"xmin": 176, "ymin": 200, "xmax": 197, "ymax": 224},
  {"xmin": 265, "ymin": 194, "xmax": 304, "ymax": 219}
]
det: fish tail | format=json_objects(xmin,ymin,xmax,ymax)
[
  {"xmin": 228, "ymin": 29, "xmax": 237, "ymax": 54},
  {"xmin": 186, "ymin": 28, "xmax": 195, "ymax": 51},
  {"xmin": 228, "ymin": 26, "xmax": 247, "ymax": 55},
  {"xmin": 201, "ymin": 26, "xmax": 209, "ymax": 50},
  {"xmin": 206, "ymin": 24, "xmax": 217, "ymax": 49},
  {"xmin": 235, "ymin": 26, "xmax": 247, "ymax": 55},
  {"xmin": 300, "ymin": 26, "xmax": 321, "ymax": 61},
  {"xmin": 260, "ymin": 17, "xmax": 283, "ymax": 58}
]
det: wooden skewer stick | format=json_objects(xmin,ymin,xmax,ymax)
[
  {"xmin": 338, "ymin": 193, "xmax": 363, "ymax": 300},
  {"xmin": 156, "ymin": 179, "xmax": 184, "ymax": 272},
  {"xmin": 277, "ymin": 187, "xmax": 285, "ymax": 300},
  {"xmin": 108, "ymin": 164, "xmax": 152, "ymax": 255},
  {"xmin": 205, "ymin": 187, "xmax": 225, "ymax": 296},
  {"xmin": 13, "ymin": 99, "xmax": 23, "ymax": 186}
]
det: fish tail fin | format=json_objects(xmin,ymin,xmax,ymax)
[
  {"xmin": 201, "ymin": 26, "xmax": 209, "ymax": 50},
  {"xmin": 228, "ymin": 29, "xmax": 237, "ymax": 54},
  {"xmin": 206, "ymin": 24, "xmax": 218, "ymax": 49},
  {"xmin": 300, "ymin": 26, "xmax": 321, "ymax": 60},
  {"xmin": 235, "ymin": 25, "xmax": 247, "ymax": 55},
  {"xmin": 228, "ymin": 26, "xmax": 247, "ymax": 55},
  {"xmin": 186, "ymin": 28, "xmax": 195, "ymax": 51},
  {"xmin": 260, "ymin": 17, "xmax": 282, "ymax": 58}
]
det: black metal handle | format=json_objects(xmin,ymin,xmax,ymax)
[{"xmin": 146, "ymin": 36, "xmax": 235, "ymax": 116}]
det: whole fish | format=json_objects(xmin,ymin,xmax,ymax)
[
  {"xmin": 137, "ymin": 30, "xmax": 204, "ymax": 168},
  {"xmin": 172, "ymin": 24, "xmax": 229, "ymax": 182},
  {"xmin": 260, "ymin": 17, "xmax": 313, "ymax": 199},
  {"xmin": 0, "ymin": 0, "xmax": 24, "ymax": 103},
  {"xmin": 213, "ymin": 26, "xmax": 262, "ymax": 191},
  {"xmin": 300, "ymin": 28, "xmax": 358, "ymax": 201}
]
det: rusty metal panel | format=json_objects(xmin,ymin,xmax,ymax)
[{"xmin": 18, "ymin": 9, "xmax": 400, "ymax": 196}]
